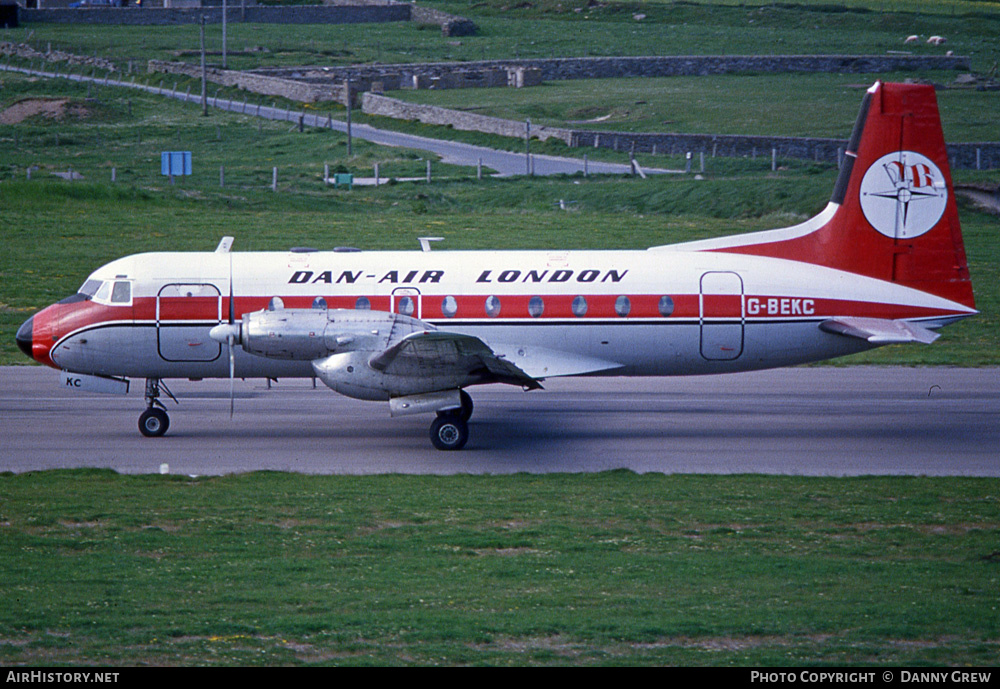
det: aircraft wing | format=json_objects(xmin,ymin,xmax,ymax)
[
  {"xmin": 819, "ymin": 317, "xmax": 940, "ymax": 344},
  {"xmin": 368, "ymin": 331, "xmax": 544, "ymax": 389}
]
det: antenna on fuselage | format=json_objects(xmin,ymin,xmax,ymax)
[
  {"xmin": 418, "ymin": 237, "xmax": 444, "ymax": 252},
  {"xmin": 215, "ymin": 236, "xmax": 234, "ymax": 253}
]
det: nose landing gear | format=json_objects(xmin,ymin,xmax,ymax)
[{"xmin": 138, "ymin": 378, "xmax": 177, "ymax": 438}]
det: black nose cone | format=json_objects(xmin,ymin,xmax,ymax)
[{"xmin": 16, "ymin": 315, "xmax": 33, "ymax": 360}]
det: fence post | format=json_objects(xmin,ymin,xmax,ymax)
[
  {"xmin": 272, "ymin": 167, "xmax": 277, "ymax": 192},
  {"xmin": 374, "ymin": 163, "xmax": 380, "ymax": 187},
  {"xmin": 426, "ymin": 160, "xmax": 432, "ymax": 183},
  {"xmin": 525, "ymin": 119, "xmax": 531, "ymax": 176}
]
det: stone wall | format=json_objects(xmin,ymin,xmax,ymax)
[
  {"xmin": 479, "ymin": 54, "xmax": 972, "ymax": 80},
  {"xmin": 20, "ymin": 4, "xmax": 410, "ymax": 24},
  {"xmin": 256, "ymin": 54, "xmax": 969, "ymax": 92},
  {"xmin": 147, "ymin": 58, "xmax": 346, "ymax": 103},
  {"xmin": 1, "ymin": 39, "xmax": 116, "ymax": 71},
  {"xmin": 362, "ymin": 92, "xmax": 573, "ymax": 144},
  {"xmin": 252, "ymin": 64, "xmax": 541, "ymax": 94}
]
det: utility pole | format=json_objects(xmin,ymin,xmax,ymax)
[
  {"xmin": 200, "ymin": 16, "xmax": 208, "ymax": 116},
  {"xmin": 345, "ymin": 78, "xmax": 352, "ymax": 156},
  {"xmin": 222, "ymin": 0, "xmax": 227, "ymax": 70}
]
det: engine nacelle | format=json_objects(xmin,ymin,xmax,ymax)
[
  {"xmin": 240, "ymin": 308, "xmax": 428, "ymax": 361},
  {"xmin": 311, "ymin": 350, "xmax": 467, "ymax": 402}
]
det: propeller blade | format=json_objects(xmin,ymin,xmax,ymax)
[
  {"xmin": 228, "ymin": 249, "xmax": 235, "ymax": 418},
  {"xmin": 228, "ymin": 333, "xmax": 235, "ymax": 418}
]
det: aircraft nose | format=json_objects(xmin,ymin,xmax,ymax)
[{"xmin": 16, "ymin": 315, "xmax": 33, "ymax": 360}]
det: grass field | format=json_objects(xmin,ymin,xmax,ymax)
[
  {"xmin": 10, "ymin": 0, "xmax": 1000, "ymax": 71},
  {"xmin": 1, "ymin": 6, "xmax": 998, "ymax": 666},
  {"xmin": 1, "ymin": 470, "xmax": 998, "ymax": 665}
]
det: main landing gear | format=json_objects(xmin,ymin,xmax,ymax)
[
  {"xmin": 138, "ymin": 378, "xmax": 177, "ymax": 438},
  {"xmin": 429, "ymin": 389, "xmax": 473, "ymax": 451}
]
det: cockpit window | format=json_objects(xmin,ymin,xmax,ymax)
[
  {"xmin": 79, "ymin": 279, "xmax": 102, "ymax": 298},
  {"xmin": 93, "ymin": 281, "xmax": 112, "ymax": 303},
  {"xmin": 83, "ymin": 280, "xmax": 133, "ymax": 306},
  {"xmin": 111, "ymin": 281, "xmax": 132, "ymax": 304}
]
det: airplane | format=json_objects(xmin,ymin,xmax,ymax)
[{"xmin": 15, "ymin": 82, "xmax": 977, "ymax": 450}]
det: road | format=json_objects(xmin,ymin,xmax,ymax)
[
  {"xmin": 0, "ymin": 64, "xmax": 670, "ymax": 177},
  {"xmin": 2, "ymin": 366, "xmax": 997, "ymax": 476}
]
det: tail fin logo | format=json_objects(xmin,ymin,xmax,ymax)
[{"xmin": 859, "ymin": 151, "xmax": 948, "ymax": 239}]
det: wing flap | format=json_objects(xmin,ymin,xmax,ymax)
[
  {"xmin": 819, "ymin": 317, "xmax": 940, "ymax": 344},
  {"xmin": 368, "ymin": 331, "xmax": 543, "ymax": 389}
]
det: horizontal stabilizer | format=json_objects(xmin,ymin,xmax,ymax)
[{"xmin": 819, "ymin": 317, "xmax": 940, "ymax": 344}]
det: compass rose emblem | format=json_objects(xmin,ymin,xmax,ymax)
[{"xmin": 859, "ymin": 151, "xmax": 948, "ymax": 239}]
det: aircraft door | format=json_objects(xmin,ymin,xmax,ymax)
[
  {"xmin": 391, "ymin": 287, "xmax": 422, "ymax": 320},
  {"xmin": 156, "ymin": 283, "xmax": 223, "ymax": 362},
  {"xmin": 700, "ymin": 271, "xmax": 744, "ymax": 361}
]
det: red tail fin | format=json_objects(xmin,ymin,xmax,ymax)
[{"xmin": 696, "ymin": 82, "xmax": 975, "ymax": 310}]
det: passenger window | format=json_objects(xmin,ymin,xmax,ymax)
[
  {"xmin": 398, "ymin": 296, "xmax": 415, "ymax": 317},
  {"xmin": 312, "ymin": 297, "xmax": 327, "ymax": 310},
  {"xmin": 442, "ymin": 296, "xmax": 458, "ymax": 318},
  {"xmin": 614, "ymin": 295, "xmax": 631, "ymax": 317},
  {"xmin": 658, "ymin": 296, "xmax": 675, "ymax": 317},
  {"xmin": 485, "ymin": 295, "xmax": 501, "ymax": 318},
  {"xmin": 571, "ymin": 295, "xmax": 588, "ymax": 317},
  {"xmin": 355, "ymin": 296, "xmax": 371, "ymax": 310},
  {"xmin": 527, "ymin": 296, "xmax": 544, "ymax": 318}
]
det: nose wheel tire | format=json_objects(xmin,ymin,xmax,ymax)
[
  {"xmin": 138, "ymin": 407, "xmax": 170, "ymax": 437},
  {"xmin": 430, "ymin": 414, "xmax": 468, "ymax": 451}
]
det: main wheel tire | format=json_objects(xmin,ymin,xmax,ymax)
[
  {"xmin": 138, "ymin": 407, "xmax": 169, "ymax": 438},
  {"xmin": 430, "ymin": 414, "xmax": 468, "ymax": 451}
]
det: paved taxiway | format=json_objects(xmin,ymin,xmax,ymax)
[{"xmin": 1, "ymin": 366, "xmax": 997, "ymax": 476}]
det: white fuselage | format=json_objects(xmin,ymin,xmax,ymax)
[{"xmin": 45, "ymin": 246, "xmax": 972, "ymax": 383}]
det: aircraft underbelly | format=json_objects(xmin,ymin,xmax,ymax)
[{"xmin": 55, "ymin": 319, "xmax": 873, "ymax": 381}]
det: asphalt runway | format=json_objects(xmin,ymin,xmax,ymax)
[{"xmin": 2, "ymin": 366, "xmax": 997, "ymax": 476}]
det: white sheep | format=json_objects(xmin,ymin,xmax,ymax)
[
  {"xmin": 904, "ymin": 35, "xmax": 920, "ymax": 44},
  {"xmin": 927, "ymin": 35, "xmax": 947, "ymax": 45}
]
